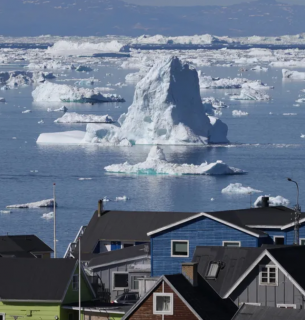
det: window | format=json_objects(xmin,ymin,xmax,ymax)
[
  {"xmin": 222, "ymin": 241, "xmax": 241, "ymax": 247},
  {"xmin": 206, "ymin": 262, "xmax": 220, "ymax": 279},
  {"xmin": 130, "ymin": 275, "xmax": 142, "ymax": 290},
  {"xmin": 274, "ymin": 236, "xmax": 285, "ymax": 245},
  {"xmin": 300, "ymin": 239, "xmax": 305, "ymax": 246},
  {"xmin": 113, "ymin": 272, "xmax": 128, "ymax": 290},
  {"xmin": 277, "ymin": 304, "xmax": 296, "ymax": 309},
  {"xmin": 0, "ymin": 314, "xmax": 5, "ymax": 320},
  {"xmin": 171, "ymin": 240, "xmax": 189, "ymax": 257},
  {"xmin": 72, "ymin": 274, "xmax": 79, "ymax": 291},
  {"xmin": 153, "ymin": 293, "xmax": 173, "ymax": 315},
  {"xmin": 259, "ymin": 265, "xmax": 278, "ymax": 286}
]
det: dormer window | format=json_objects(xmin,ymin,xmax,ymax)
[
  {"xmin": 259, "ymin": 265, "xmax": 278, "ymax": 286},
  {"xmin": 206, "ymin": 261, "xmax": 220, "ymax": 279}
]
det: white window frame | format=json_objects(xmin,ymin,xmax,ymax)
[
  {"xmin": 277, "ymin": 304, "xmax": 297, "ymax": 309},
  {"xmin": 153, "ymin": 293, "xmax": 174, "ymax": 315},
  {"xmin": 273, "ymin": 236, "xmax": 285, "ymax": 245},
  {"xmin": 222, "ymin": 241, "xmax": 241, "ymax": 247},
  {"xmin": 0, "ymin": 313, "xmax": 6, "ymax": 320},
  {"xmin": 259, "ymin": 265, "xmax": 278, "ymax": 286},
  {"xmin": 299, "ymin": 238, "xmax": 305, "ymax": 245},
  {"xmin": 171, "ymin": 240, "xmax": 189, "ymax": 258},
  {"xmin": 72, "ymin": 274, "xmax": 79, "ymax": 291},
  {"xmin": 112, "ymin": 272, "xmax": 129, "ymax": 290}
]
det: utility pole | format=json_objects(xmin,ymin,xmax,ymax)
[
  {"xmin": 287, "ymin": 178, "xmax": 301, "ymax": 245},
  {"xmin": 79, "ymin": 236, "xmax": 81, "ymax": 320},
  {"xmin": 53, "ymin": 183, "xmax": 57, "ymax": 258}
]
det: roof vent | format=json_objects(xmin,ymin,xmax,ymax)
[
  {"xmin": 98, "ymin": 199, "xmax": 103, "ymax": 217},
  {"xmin": 261, "ymin": 196, "xmax": 269, "ymax": 208}
]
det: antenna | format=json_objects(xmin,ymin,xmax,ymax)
[
  {"xmin": 248, "ymin": 192, "xmax": 252, "ymax": 208},
  {"xmin": 53, "ymin": 183, "xmax": 57, "ymax": 258}
]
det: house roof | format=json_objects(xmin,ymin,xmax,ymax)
[
  {"xmin": 0, "ymin": 235, "xmax": 53, "ymax": 257},
  {"xmin": 193, "ymin": 246, "xmax": 265, "ymax": 298},
  {"xmin": 206, "ymin": 206, "xmax": 297, "ymax": 228},
  {"xmin": 193, "ymin": 246, "xmax": 305, "ymax": 299},
  {"xmin": 165, "ymin": 274, "xmax": 238, "ymax": 320},
  {"xmin": 232, "ymin": 304, "xmax": 305, "ymax": 320},
  {"xmin": 0, "ymin": 258, "xmax": 77, "ymax": 302},
  {"xmin": 78, "ymin": 210, "xmax": 196, "ymax": 253},
  {"xmin": 87, "ymin": 243, "xmax": 150, "ymax": 269}
]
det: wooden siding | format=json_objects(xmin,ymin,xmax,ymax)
[
  {"xmin": 127, "ymin": 281, "xmax": 198, "ymax": 320},
  {"xmin": 0, "ymin": 302, "xmax": 61, "ymax": 320},
  {"xmin": 231, "ymin": 257, "xmax": 305, "ymax": 308},
  {"xmin": 151, "ymin": 216, "xmax": 258, "ymax": 276},
  {"xmin": 93, "ymin": 258, "xmax": 151, "ymax": 301}
]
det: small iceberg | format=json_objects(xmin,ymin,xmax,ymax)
[
  {"xmin": 222, "ymin": 183, "xmax": 262, "ymax": 194},
  {"xmin": 22, "ymin": 110, "xmax": 32, "ymax": 114},
  {"xmin": 78, "ymin": 177, "xmax": 92, "ymax": 180},
  {"xmin": 232, "ymin": 110, "xmax": 248, "ymax": 117},
  {"xmin": 282, "ymin": 69, "xmax": 305, "ymax": 80},
  {"xmin": 75, "ymin": 65, "xmax": 93, "ymax": 72},
  {"xmin": 229, "ymin": 87, "xmax": 270, "ymax": 101},
  {"xmin": 104, "ymin": 146, "xmax": 246, "ymax": 175},
  {"xmin": 54, "ymin": 112, "xmax": 113, "ymax": 123},
  {"xmin": 0, "ymin": 210, "xmax": 11, "ymax": 214},
  {"xmin": 254, "ymin": 195, "xmax": 289, "ymax": 207},
  {"xmin": 47, "ymin": 106, "xmax": 68, "ymax": 112},
  {"xmin": 41, "ymin": 212, "xmax": 54, "ymax": 220},
  {"xmin": 251, "ymin": 66, "xmax": 268, "ymax": 72},
  {"xmin": 6, "ymin": 199, "xmax": 56, "ymax": 209},
  {"xmin": 32, "ymin": 82, "xmax": 125, "ymax": 103},
  {"xmin": 115, "ymin": 196, "xmax": 129, "ymax": 201},
  {"xmin": 0, "ymin": 97, "xmax": 5, "ymax": 102}
]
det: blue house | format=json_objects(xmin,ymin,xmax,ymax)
[{"xmin": 148, "ymin": 205, "xmax": 305, "ymax": 276}]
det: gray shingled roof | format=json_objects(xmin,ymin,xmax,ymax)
[
  {"xmin": 0, "ymin": 258, "xmax": 77, "ymax": 301},
  {"xmin": 233, "ymin": 304, "xmax": 305, "ymax": 320},
  {"xmin": 88, "ymin": 243, "xmax": 150, "ymax": 268},
  {"xmin": 0, "ymin": 235, "xmax": 53, "ymax": 257},
  {"xmin": 79, "ymin": 210, "xmax": 197, "ymax": 253}
]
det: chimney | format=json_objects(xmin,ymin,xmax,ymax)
[
  {"xmin": 98, "ymin": 199, "xmax": 103, "ymax": 217},
  {"xmin": 182, "ymin": 262, "xmax": 198, "ymax": 287},
  {"xmin": 261, "ymin": 196, "xmax": 269, "ymax": 208}
]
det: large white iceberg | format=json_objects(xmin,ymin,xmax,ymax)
[
  {"xmin": 222, "ymin": 183, "xmax": 262, "ymax": 194},
  {"xmin": 84, "ymin": 57, "xmax": 228, "ymax": 145},
  {"xmin": 104, "ymin": 146, "xmax": 245, "ymax": 175},
  {"xmin": 6, "ymin": 199, "xmax": 56, "ymax": 209},
  {"xmin": 282, "ymin": 69, "xmax": 305, "ymax": 80},
  {"xmin": 54, "ymin": 112, "xmax": 113, "ymax": 123},
  {"xmin": 32, "ymin": 82, "xmax": 125, "ymax": 103},
  {"xmin": 254, "ymin": 196, "xmax": 290, "ymax": 207}
]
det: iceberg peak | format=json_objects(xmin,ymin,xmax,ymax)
[{"xmin": 146, "ymin": 145, "xmax": 166, "ymax": 161}]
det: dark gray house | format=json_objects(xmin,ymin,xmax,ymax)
[
  {"xmin": 85, "ymin": 244, "xmax": 151, "ymax": 301},
  {"xmin": 193, "ymin": 246, "xmax": 305, "ymax": 309}
]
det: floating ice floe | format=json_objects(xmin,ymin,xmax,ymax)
[
  {"xmin": 115, "ymin": 196, "xmax": 129, "ymax": 201},
  {"xmin": 6, "ymin": 199, "xmax": 56, "ymax": 209},
  {"xmin": 0, "ymin": 210, "xmax": 11, "ymax": 214},
  {"xmin": 32, "ymin": 82, "xmax": 125, "ymax": 103},
  {"xmin": 301, "ymin": 134, "xmax": 305, "ymax": 138},
  {"xmin": 254, "ymin": 195, "xmax": 289, "ymax": 207},
  {"xmin": 78, "ymin": 178, "xmax": 92, "ymax": 180},
  {"xmin": 38, "ymin": 120, "xmax": 44, "ymax": 124},
  {"xmin": 37, "ymin": 57, "xmax": 229, "ymax": 146},
  {"xmin": 47, "ymin": 106, "xmax": 68, "ymax": 112},
  {"xmin": 0, "ymin": 97, "xmax": 5, "ymax": 102},
  {"xmin": 54, "ymin": 112, "xmax": 114, "ymax": 123},
  {"xmin": 37, "ymin": 131, "xmax": 86, "ymax": 144},
  {"xmin": 202, "ymin": 97, "xmax": 228, "ymax": 114},
  {"xmin": 104, "ymin": 146, "xmax": 245, "ymax": 175},
  {"xmin": 41, "ymin": 212, "xmax": 54, "ymax": 220},
  {"xmin": 229, "ymin": 87, "xmax": 271, "ymax": 101},
  {"xmin": 282, "ymin": 69, "xmax": 305, "ymax": 80},
  {"xmin": 283, "ymin": 113, "xmax": 297, "ymax": 116},
  {"xmin": 295, "ymin": 98, "xmax": 305, "ymax": 103},
  {"xmin": 250, "ymin": 66, "xmax": 268, "ymax": 72},
  {"xmin": 221, "ymin": 183, "xmax": 262, "ymax": 194},
  {"xmin": 22, "ymin": 110, "xmax": 31, "ymax": 113},
  {"xmin": 199, "ymin": 75, "xmax": 248, "ymax": 89},
  {"xmin": 232, "ymin": 110, "xmax": 249, "ymax": 117},
  {"xmin": 75, "ymin": 65, "xmax": 93, "ymax": 72}
]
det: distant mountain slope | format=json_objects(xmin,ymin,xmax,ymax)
[{"xmin": 0, "ymin": 0, "xmax": 304, "ymax": 37}]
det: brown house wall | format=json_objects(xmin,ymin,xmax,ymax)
[{"xmin": 128, "ymin": 281, "xmax": 198, "ymax": 320}]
